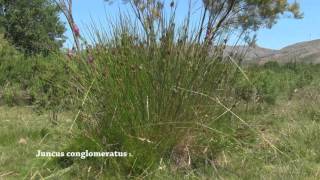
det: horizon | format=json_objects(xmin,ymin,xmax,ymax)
[{"xmin": 61, "ymin": 0, "xmax": 320, "ymax": 50}]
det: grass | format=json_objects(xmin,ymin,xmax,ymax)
[
  {"xmin": 223, "ymin": 85, "xmax": 320, "ymax": 179},
  {"xmin": 0, "ymin": 106, "xmax": 74, "ymax": 179},
  {"xmin": 1, "ymin": 71, "xmax": 320, "ymax": 179}
]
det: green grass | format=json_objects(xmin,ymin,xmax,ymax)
[
  {"xmin": 221, "ymin": 85, "xmax": 320, "ymax": 179},
  {"xmin": 1, "ymin": 77, "xmax": 320, "ymax": 179},
  {"xmin": 0, "ymin": 106, "xmax": 74, "ymax": 179}
]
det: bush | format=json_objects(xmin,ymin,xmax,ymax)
[
  {"xmin": 0, "ymin": 38, "xmax": 73, "ymax": 114},
  {"xmin": 252, "ymin": 70, "xmax": 279, "ymax": 105},
  {"xmin": 243, "ymin": 62, "xmax": 318, "ymax": 105}
]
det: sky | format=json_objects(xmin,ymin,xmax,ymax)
[{"xmin": 62, "ymin": 0, "xmax": 320, "ymax": 50}]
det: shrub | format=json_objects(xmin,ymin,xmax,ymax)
[
  {"xmin": 0, "ymin": 38, "xmax": 73, "ymax": 116},
  {"xmin": 253, "ymin": 70, "xmax": 279, "ymax": 105}
]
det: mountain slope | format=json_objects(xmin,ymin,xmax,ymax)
[{"xmin": 234, "ymin": 39, "xmax": 320, "ymax": 64}]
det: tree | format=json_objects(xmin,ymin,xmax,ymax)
[
  {"xmin": 104, "ymin": 0, "xmax": 301, "ymax": 46},
  {"xmin": 0, "ymin": 0, "xmax": 66, "ymax": 55},
  {"xmin": 201, "ymin": 0, "xmax": 302, "ymax": 44}
]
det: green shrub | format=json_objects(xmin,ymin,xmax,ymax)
[
  {"xmin": 28, "ymin": 55, "xmax": 73, "ymax": 112},
  {"xmin": 244, "ymin": 62, "xmax": 318, "ymax": 104},
  {"xmin": 0, "ymin": 39, "xmax": 73, "ymax": 113},
  {"xmin": 253, "ymin": 70, "xmax": 279, "ymax": 105}
]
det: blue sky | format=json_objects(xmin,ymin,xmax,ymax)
[
  {"xmin": 62, "ymin": 0, "xmax": 320, "ymax": 50},
  {"xmin": 258, "ymin": 0, "xmax": 320, "ymax": 49}
]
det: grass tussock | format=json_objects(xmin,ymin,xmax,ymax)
[{"xmin": 65, "ymin": 30, "xmax": 243, "ymax": 177}]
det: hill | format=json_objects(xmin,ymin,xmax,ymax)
[{"xmin": 228, "ymin": 39, "xmax": 320, "ymax": 64}]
